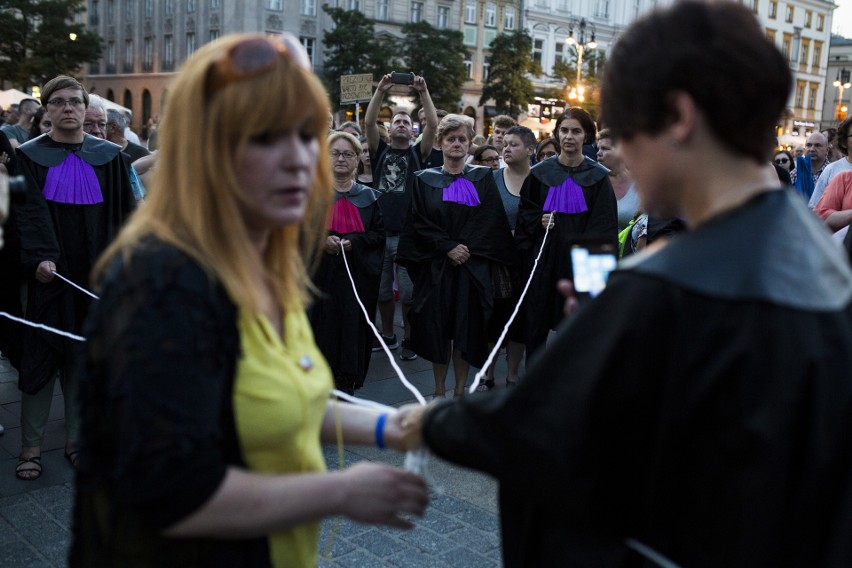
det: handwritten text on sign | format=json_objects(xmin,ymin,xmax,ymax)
[{"xmin": 340, "ymin": 74, "xmax": 373, "ymax": 104}]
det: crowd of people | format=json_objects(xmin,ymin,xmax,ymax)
[{"xmin": 0, "ymin": 0, "xmax": 851, "ymax": 566}]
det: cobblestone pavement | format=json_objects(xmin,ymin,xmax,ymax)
[{"xmin": 0, "ymin": 314, "xmax": 513, "ymax": 567}]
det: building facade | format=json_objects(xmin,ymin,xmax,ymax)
[{"xmin": 821, "ymin": 34, "xmax": 852, "ymax": 127}]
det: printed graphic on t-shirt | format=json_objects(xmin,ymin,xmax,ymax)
[{"xmin": 377, "ymin": 151, "xmax": 409, "ymax": 194}]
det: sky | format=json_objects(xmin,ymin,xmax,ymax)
[{"xmin": 834, "ymin": 0, "xmax": 850, "ymax": 37}]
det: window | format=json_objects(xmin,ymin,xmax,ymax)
[
  {"xmin": 554, "ymin": 41, "xmax": 564, "ymax": 64},
  {"xmin": 744, "ymin": 0, "xmax": 757, "ymax": 13},
  {"xmin": 209, "ymin": 28, "xmax": 220, "ymax": 41},
  {"xmin": 766, "ymin": 28, "xmax": 776, "ymax": 44},
  {"xmin": 768, "ymin": 0, "xmax": 777, "ymax": 18},
  {"xmin": 165, "ymin": 0, "xmax": 173, "ymax": 16},
  {"xmin": 557, "ymin": 0, "xmax": 569, "ymax": 10},
  {"xmin": 437, "ymin": 6, "xmax": 449, "ymax": 29},
  {"xmin": 464, "ymin": 52, "xmax": 473, "ymax": 79},
  {"xmin": 301, "ymin": 0, "xmax": 316, "ymax": 16},
  {"xmin": 533, "ymin": 38, "xmax": 544, "ymax": 66},
  {"xmin": 781, "ymin": 33, "xmax": 791, "ymax": 60},
  {"xmin": 347, "ymin": 0, "xmax": 360, "ymax": 10},
  {"xmin": 595, "ymin": 0, "xmax": 609, "ymax": 18},
  {"xmin": 124, "ymin": 39, "xmax": 134, "ymax": 71},
  {"xmin": 633, "ymin": 0, "xmax": 642, "ymax": 18},
  {"xmin": 800, "ymin": 39, "xmax": 809, "ymax": 65},
  {"xmin": 376, "ymin": 0, "xmax": 388, "ymax": 19},
  {"xmin": 812, "ymin": 41, "xmax": 822, "ymax": 67},
  {"xmin": 464, "ymin": 25, "xmax": 477, "ymax": 46},
  {"xmin": 485, "ymin": 3, "xmax": 496, "ymax": 27},
  {"xmin": 91, "ymin": 0, "xmax": 99, "ymax": 25},
  {"xmin": 816, "ymin": 14, "xmax": 824, "ymax": 31},
  {"xmin": 145, "ymin": 0, "xmax": 153, "ymax": 17},
  {"xmin": 504, "ymin": 7, "xmax": 516, "ymax": 29},
  {"xmin": 465, "ymin": 0, "xmax": 476, "ymax": 24},
  {"xmin": 483, "ymin": 59, "xmax": 490, "ymax": 82},
  {"xmin": 211, "ymin": 0, "xmax": 220, "ymax": 7},
  {"xmin": 143, "ymin": 37, "xmax": 153, "ymax": 70},
  {"xmin": 785, "ymin": 5, "xmax": 793, "ymax": 23},
  {"xmin": 186, "ymin": 32, "xmax": 196, "ymax": 56},
  {"xmin": 187, "ymin": 0, "xmax": 196, "ymax": 12},
  {"xmin": 411, "ymin": 1, "xmax": 423, "ymax": 23},
  {"xmin": 804, "ymin": 10, "xmax": 812, "ymax": 27},
  {"xmin": 107, "ymin": 40, "xmax": 116, "ymax": 66},
  {"xmin": 795, "ymin": 81, "xmax": 805, "ymax": 108},
  {"xmin": 807, "ymin": 83, "xmax": 817, "ymax": 110},
  {"xmin": 266, "ymin": 0, "xmax": 283, "ymax": 9},
  {"xmin": 301, "ymin": 37, "xmax": 316, "ymax": 68},
  {"xmin": 125, "ymin": 0, "xmax": 134, "ymax": 20},
  {"xmin": 164, "ymin": 35, "xmax": 174, "ymax": 69},
  {"xmin": 107, "ymin": 0, "xmax": 114, "ymax": 22}
]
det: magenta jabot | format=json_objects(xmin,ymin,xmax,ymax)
[
  {"xmin": 542, "ymin": 178, "xmax": 588, "ymax": 214},
  {"xmin": 442, "ymin": 178, "xmax": 480, "ymax": 206},
  {"xmin": 42, "ymin": 153, "xmax": 103, "ymax": 205}
]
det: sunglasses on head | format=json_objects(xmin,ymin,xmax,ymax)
[
  {"xmin": 206, "ymin": 34, "xmax": 310, "ymax": 96},
  {"xmin": 774, "ymin": 157, "xmax": 790, "ymax": 164}
]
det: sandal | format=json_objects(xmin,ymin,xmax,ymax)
[
  {"xmin": 475, "ymin": 379, "xmax": 495, "ymax": 392},
  {"xmin": 65, "ymin": 450, "xmax": 80, "ymax": 469},
  {"xmin": 16, "ymin": 456, "xmax": 42, "ymax": 481}
]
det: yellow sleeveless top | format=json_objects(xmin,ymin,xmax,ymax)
[{"xmin": 233, "ymin": 309, "xmax": 333, "ymax": 568}]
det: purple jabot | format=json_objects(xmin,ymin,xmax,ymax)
[
  {"xmin": 442, "ymin": 177, "xmax": 480, "ymax": 207},
  {"xmin": 542, "ymin": 178, "xmax": 587, "ymax": 214},
  {"xmin": 43, "ymin": 153, "xmax": 103, "ymax": 205}
]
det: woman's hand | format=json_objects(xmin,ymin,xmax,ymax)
[
  {"xmin": 446, "ymin": 244, "xmax": 470, "ymax": 266},
  {"xmin": 325, "ymin": 235, "xmax": 342, "ymax": 255},
  {"xmin": 541, "ymin": 213, "xmax": 555, "ymax": 229},
  {"xmin": 36, "ymin": 260, "xmax": 56, "ymax": 283},
  {"xmin": 339, "ymin": 462, "xmax": 428, "ymax": 529},
  {"xmin": 341, "ymin": 238, "xmax": 352, "ymax": 252}
]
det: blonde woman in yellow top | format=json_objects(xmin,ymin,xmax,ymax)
[{"xmin": 71, "ymin": 33, "xmax": 427, "ymax": 568}]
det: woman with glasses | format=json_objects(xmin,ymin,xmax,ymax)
[
  {"xmin": 72, "ymin": 34, "xmax": 427, "ymax": 567},
  {"xmin": 535, "ymin": 136, "xmax": 559, "ymax": 164},
  {"xmin": 308, "ymin": 132, "xmax": 384, "ymax": 395},
  {"xmin": 471, "ymin": 143, "xmax": 500, "ymax": 169},
  {"xmin": 773, "ymin": 149, "xmax": 795, "ymax": 173}
]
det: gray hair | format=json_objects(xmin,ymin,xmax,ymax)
[
  {"xmin": 436, "ymin": 114, "xmax": 475, "ymax": 144},
  {"xmin": 107, "ymin": 108, "xmax": 126, "ymax": 129},
  {"xmin": 87, "ymin": 94, "xmax": 106, "ymax": 114}
]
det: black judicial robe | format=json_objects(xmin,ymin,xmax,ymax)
[
  {"xmin": 515, "ymin": 156, "xmax": 617, "ymax": 354},
  {"xmin": 423, "ymin": 189, "xmax": 852, "ymax": 567},
  {"xmin": 0, "ymin": 133, "xmax": 23, "ymax": 369},
  {"xmin": 15, "ymin": 134, "xmax": 135, "ymax": 394},
  {"xmin": 308, "ymin": 184, "xmax": 384, "ymax": 390},
  {"xmin": 397, "ymin": 165, "xmax": 516, "ymax": 367}
]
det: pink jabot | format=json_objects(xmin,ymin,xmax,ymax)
[
  {"xmin": 42, "ymin": 153, "xmax": 103, "ymax": 205},
  {"xmin": 442, "ymin": 177, "xmax": 480, "ymax": 206},
  {"xmin": 330, "ymin": 196, "xmax": 365, "ymax": 233},
  {"xmin": 542, "ymin": 178, "xmax": 587, "ymax": 214}
]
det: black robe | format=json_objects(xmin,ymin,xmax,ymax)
[
  {"xmin": 0, "ymin": 133, "xmax": 23, "ymax": 369},
  {"xmin": 423, "ymin": 189, "xmax": 852, "ymax": 567},
  {"xmin": 308, "ymin": 184, "xmax": 384, "ymax": 391},
  {"xmin": 15, "ymin": 134, "xmax": 135, "ymax": 394},
  {"xmin": 515, "ymin": 156, "xmax": 617, "ymax": 355},
  {"xmin": 396, "ymin": 165, "xmax": 516, "ymax": 367}
]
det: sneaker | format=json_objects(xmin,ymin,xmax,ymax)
[
  {"xmin": 372, "ymin": 333, "xmax": 399, "ymax": 351},
  {"xmin": 399, "ymin": 339, "xmax": 418, "ymax": 360}
]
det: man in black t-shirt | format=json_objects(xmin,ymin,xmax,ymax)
[{"xmin": 365, "ymin": 74, "xmax": 438, "ymax": 360}]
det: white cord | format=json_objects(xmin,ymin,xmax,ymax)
[
  {"xmin": 52, "ymin": 271, "xmax": 99, "ymax": 300},
  {"xmin": 469, "ymin": 213, "xmax": 554, "ymax": 393},
  {"xmin": 0, "ymin": 311, "xmax": 86, "ymax": 342}
]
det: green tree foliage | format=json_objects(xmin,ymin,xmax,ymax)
[
  {"xmin": 479, "ymin": 30, "xmax": 541, "ymax": 118},
  {"xmin": 0, "ymin": 0, "xmax": 102, "ymax": 90},
  {"xmin": 551, "ymin": 46, "xmax": 606, "ymax": 117},
  {"xmin": 399, "ymin": 21, "xmax": 466, "ymax": 112},
  {"xmin": 321, "ymin": 5, "xmax": 396, "ymax": 110}
]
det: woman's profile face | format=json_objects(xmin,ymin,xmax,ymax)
[
  {"xmin": 774, "ymin": 152, "xmax": 792, "ymax": 172},
  {"xmin": 39, "ymin": 117, "xmax": 53, "ymax": 134},
  {"xmin": 233, "ymin": 118, "xmax": 319, "ymax": 235},
  {"xmin": 597, "ymin": 139, "xmax": 623, "ymax": 172},
  {"xmin": 330, "ymin": 137, "xmax": 359, "ymax": 179},
  {"xmin": 478, "ymin": 148, "xmax": 500, "ymax": 169}
]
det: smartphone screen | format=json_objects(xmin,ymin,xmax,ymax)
[{"xmin": 570, "ymin": 241, "xmax": 618, "ymax": 299}]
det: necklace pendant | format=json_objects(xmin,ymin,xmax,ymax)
[{"xmin": 299, "ymin": 355, "xmax": 313, "ymax": 372}]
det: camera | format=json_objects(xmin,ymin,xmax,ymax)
[{"xmin": 390, "ymin": 72, "xmax": 415, "ymax": 85}]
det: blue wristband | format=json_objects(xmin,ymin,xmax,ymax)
[{"xmin": 375, "ymin": 413, "xmax": 388, "ymax": 449}]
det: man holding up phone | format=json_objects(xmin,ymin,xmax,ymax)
[{"xmin": 365, "ymin": 73, "xmax": 438, "ymax": 361}]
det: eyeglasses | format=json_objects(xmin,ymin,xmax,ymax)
[
  {"xmin": 206, "ymin": 34, "xmax": 310, "ymax": 96},
  {"xmin": 83, "ymin": 121, "xmax": 107, "ymax": 131},
  {"xmin": 330, "ymin": 150, "xmax": 357, "ymax": 159},
  {"xmin": 538, "ymin": 151, "xmax": 558, "ymax": 159},
  {"xmin": 774, "ymin": 158, "xmax": 790, "ymax": 164},
  {"xmin": 481, "ymin": 156, "xmax": 500, "ymax": 163},
  {"xmin": 47, "ymin": 98, "xmax": 85, "ymax": 108}
]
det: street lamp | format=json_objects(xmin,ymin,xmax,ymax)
[
  {"xmin": 834, "ymin": 68, "xmax": 851, "ymax": 121},
  {"xmin": 566, "ymin": 18, "xmax": 596, "ymax": 105}
]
